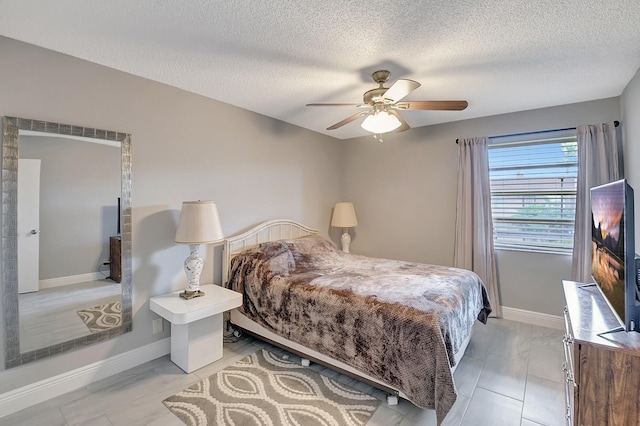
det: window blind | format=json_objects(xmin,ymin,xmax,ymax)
[{"xmin": 488, "ymin": 132, "xmax": 578, "ymax": 254}]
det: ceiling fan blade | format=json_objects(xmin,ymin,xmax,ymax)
[
  {"xmin": 388, "ymin": 110, "xmax": 411, "ymax": 132},
  {"xmin": 326, "ymin": 111, "xmax": 369, "ymax": 130},
  {"xmin": 395, "ymin": 100, "xmax": 468, "ymax": 111},
  {"xmin": 306, "ymin": 103, "xmax": 361, "ymax": 107},
  {"xmin": 382, "ymin": 79, "xmax": 421, "ymax": 103}
]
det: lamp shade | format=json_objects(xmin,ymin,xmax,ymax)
[
  {"xmin": 175, "ymin": 201, "xmax": 224, "ymax": 244},
  {"xmin": 361, "ymin": 111, "xmax": 402, "ymax": 134},
  {"xmin": 331, "ymin": 201, "xmax": 358, "ymax": 228}
]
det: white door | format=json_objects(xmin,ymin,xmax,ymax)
[{"xmin": 18, "ymin": 159, "xmax": 41, "ymax": 294}]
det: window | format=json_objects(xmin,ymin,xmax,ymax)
[{"xmin": 488, "ymin": 129, "xmax": 577, "ymax": 254}]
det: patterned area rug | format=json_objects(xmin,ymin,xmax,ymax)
[
  {"xmin": 164, "ymin": 348, "xmax": 381, "ymax": 426},
  {"xmin": 77, "ymin": 301, "xmax": 122, "ymax": 333}
]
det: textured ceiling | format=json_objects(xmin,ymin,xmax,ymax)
[{"xmin": 2, "ymin": 1, "xmax": 640, "ymax": 139}]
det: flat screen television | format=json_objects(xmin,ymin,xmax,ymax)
[{"xmin": 590, "ymin": 178, "xmax": 640, "ymax": 333}]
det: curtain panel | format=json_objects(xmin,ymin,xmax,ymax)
[
  {"xmin": 454, "ymin": 137, "xmax": 501, "ymax": 317},
  {"xmin": 571, "ymin": 122, "xmax": 621, "ymax": 283}
]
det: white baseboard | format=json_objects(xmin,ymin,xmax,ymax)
[
  {"xmin": 501, "ymin": 306, "xmax": 564, "ymax": 330},
  {"xmin": 0, "ymin": 338, "xmax": 170, "ymax": 418},
  {"xmin": 39, "ymin": 272, "xmax": 105, "ymax": 289}
]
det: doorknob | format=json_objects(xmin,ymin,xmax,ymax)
[{"xmin": 30, "ymin": 229, "xmax": 38, "ymax": 235}]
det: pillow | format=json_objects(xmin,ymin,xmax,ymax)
[
  {"xmin": 284, "ymin": 234, "xmax": 340, "ymax": 256},
  {"xmin": 241, "ymin": 240, "xmax": 296, "ymax": 275}
]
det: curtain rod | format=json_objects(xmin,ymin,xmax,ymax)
[{"xmin": 455, "ymin": 120, "xmax": 619, "ymax": 144}]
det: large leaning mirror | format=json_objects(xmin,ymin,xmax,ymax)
[{"xmin": 2, "ymin": 117, "xmax": 132, "ymax": 368}]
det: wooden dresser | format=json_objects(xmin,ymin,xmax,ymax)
[
  {"xmin": 563, "ymin": 280, "xmax": 640, "ymax": 426},
  {"xmin": 109, "ymin": 236, "xmax": 122, "ymax": 283}
]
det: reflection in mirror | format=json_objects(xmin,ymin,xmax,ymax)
[
  {"xmin": 19, "ymin": 133, "xmax": 120, "ymax": 352},
  {"xmin": 2, "ymin": 117, "xmax": 132, "ymax": 368}
]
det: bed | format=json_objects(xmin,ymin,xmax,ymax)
[{"xmin": 222, "ymin": 219, "xmax": 491, "ymax": 424}]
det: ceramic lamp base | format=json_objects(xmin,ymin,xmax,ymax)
[
  {"xmin": 183, "ymin": 244, "xmax": 205, "ymax": 296},
  {"xmin": 340, "ymin": 231, "xmax": 352, "ymax": 253}
]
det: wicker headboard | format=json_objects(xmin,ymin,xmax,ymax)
[{"xmin": 221, "ymin": 219, "xmax": 318, "ymax": 286}]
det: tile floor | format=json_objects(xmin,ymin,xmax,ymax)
[
  {"xmin": 19, "ymin": 279, "xmax": 121, "ymax": 352},
  {"xmin": 0, "ymin": 318, "xmax": 566, "ymax": 425}
]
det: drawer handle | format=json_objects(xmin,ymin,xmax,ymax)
[
  {"xmin": 562, "ymin": 362, "xmax": 574, "ymax": 383},
  {"xmin": 565, "ymin": 368, "xmax": 574, "ymax": 383}
]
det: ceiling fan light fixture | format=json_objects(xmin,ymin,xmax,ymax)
[{"xmin": 360, "ymin": 111, "xmax": 402, "ymax": 134}]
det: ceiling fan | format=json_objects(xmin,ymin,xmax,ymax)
[{"xmin": 306, "ymin": 70, "xmax": 468, "ymax": 137}]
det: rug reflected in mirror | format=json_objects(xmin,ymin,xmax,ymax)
[
  {"xmin": 164, "ymin": 348, "xmax": 381, "ymax": 426},
  {"xmin": 76, "ymin": 301, "xmax": 122, "ymax": 333}
]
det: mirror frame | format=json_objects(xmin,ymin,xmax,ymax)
[{"xmin": 1, "ymin": 116, "xmax": 132, "ymax": 368}]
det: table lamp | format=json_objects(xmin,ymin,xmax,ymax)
[
  {"xmin": 174, "ymin": 201, "xmax": 224, "ymax": 299},
  {"xmin": 331, "ymin": 201, "xmax": 358, "ymax": 253}
]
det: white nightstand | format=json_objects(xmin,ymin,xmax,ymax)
[{"xmin": 150, "ymin": 284, "xmax": 242, "ymax": 373}]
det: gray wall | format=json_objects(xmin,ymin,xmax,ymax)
[
  {"xmin": 621, "ymin": 67, "xmax": 640, "ymax": 246},
  {"xmin": 20, "ymin": 136, "xmax": 121, "ymax": 280},
  {"xmin": 342, "ymin": 98, "xmax": 621, "ymax": 316},
  {"xmin": 0, "ymin": 36, "xmax": 343, "ymax": 392}
]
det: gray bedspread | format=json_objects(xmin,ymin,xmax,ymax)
[{"xmin": 227, "ymin": 235, "xmax": 491, "ymax": 424}]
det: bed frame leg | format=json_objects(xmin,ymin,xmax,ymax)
[
  {"xmin": 386, "ymin": 394, "xmax": 399, "ymax": 406},
  {"xmin": 301, "ymin": 358, "xmax": 311, "ymax": 367}
]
